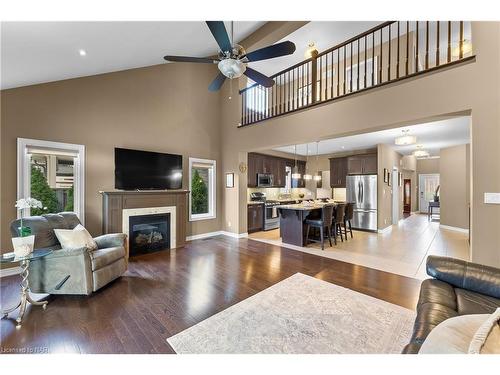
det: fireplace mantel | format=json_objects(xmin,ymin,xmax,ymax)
[{"xmin": 100, "ymin": 190, "xmax": 188, "ymax": 249}]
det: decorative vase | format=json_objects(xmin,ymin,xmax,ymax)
[
  {"xmin": 18, "ymin": 225, "xmax": 32, "ymax": 237},
  {"xmin": 12, "ymin": 235, "xmax": 35, "ymax": 257}
]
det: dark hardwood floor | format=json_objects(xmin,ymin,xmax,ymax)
[{"xmin": 0, "ymin": 236, "xmax": 421, "ymax": 353}]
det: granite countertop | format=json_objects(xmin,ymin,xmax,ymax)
[
  {"xmin": 247, "ymin": 201, "xmax": 265, "ymax": 205},
  {"xmin": 279, "ymin": 202, "xmax": 338, "ymax": 211}
]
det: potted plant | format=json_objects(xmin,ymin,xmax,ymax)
[
  {"xmin": 12, "ymin": 198, "xmax": 44, "ymax": 257},
  {"xmin": 433, "ymin": 185, "xmax": 440, "ymax": 202}
]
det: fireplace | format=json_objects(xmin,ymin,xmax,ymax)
[{"xmin": 129, "ymin": 213, "xmax": 170, "ymax": 256}]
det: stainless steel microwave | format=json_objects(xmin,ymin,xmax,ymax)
[{"xmin": 257, "ymin": 173, "xmax": 274, "ymax": 187}]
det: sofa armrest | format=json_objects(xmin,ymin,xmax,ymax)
[
  {"xmin": 426, "ymin": 256, "xmax": 500, "ymax": 299},
  {"xmin": 94, "ymin": 233, "xmax": 127, "ymax": 250}
]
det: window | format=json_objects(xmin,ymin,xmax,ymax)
[
  {"xmin": 245, "ymin": 79, "xmax": 267, "ymax": 115},
  {"xmin": 189, "ymin": 158, "xmax": 216, "ymax": 221},
  {"xmin": 17, "ymin": 138, "xmax": 85, "ymax": 221}
]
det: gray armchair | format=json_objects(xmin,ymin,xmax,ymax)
[{"xmin": 10, "ymin": 212, "xmax": 128, "ymax": 295}]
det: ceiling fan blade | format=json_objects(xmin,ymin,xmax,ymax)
[
  {"xmin": 244, "ymin": 41, "xmax": 296, "ymax": 62},
  {"xmin": 208, "ymin": 72, "xmax": 226, "ymax": 92},
  {"xmin": 206, "ymin": 21, "xmax": 232, "ymax": 52},
  {"xmin": 244, "ymin": 67, "xmax": 275, "ymax": 88},
  {"xmin": 164, "ymin": 55, "xmax": 218, "ymax": 64}
]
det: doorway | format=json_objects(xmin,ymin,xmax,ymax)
[
  {"xmin": 392, "ymin": 167, "xmax": 399, "ymax": 225},
  {"xmin": 419, "ymin": 174, "xmax": 440, "ymax": 215},
  {"xmin": 17, "ymin": 138, "xmax": 85, "ymax": 221}
]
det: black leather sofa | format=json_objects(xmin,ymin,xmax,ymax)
[{"xmin": 403, "ymin": 255, "xmax": 500, "ymax": 353}]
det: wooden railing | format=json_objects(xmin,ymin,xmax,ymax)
[{"xmin": 239, "ymin": 21, "xmax": 473, "ymax": 126}]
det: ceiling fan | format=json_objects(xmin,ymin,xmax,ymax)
[{"xmin": 163, "ymin": 21, "xmax": 296, "ymax": 92}]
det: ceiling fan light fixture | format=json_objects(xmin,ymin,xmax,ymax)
[
  {"xmin": 305, "ymin": 42, "xmax": 318, "ymax": 58},
  {"xmin": 395, "ymin": 129, "xmax": 417, "ymax": 146},
  {"xmin": 218, "ymin": 59, "xmax": 246, "ymax": 79}
]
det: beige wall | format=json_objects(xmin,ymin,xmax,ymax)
[
  {"xmin": 417, "ymin": 158, "xmax": 440, "ymax": 175},
  {"xmin": 440, "ymin": 144, "xmax": 470, "ymax": 229},
  {"xmin": 220, "ymin": 22, "xmax": 500, "ymax": 267},
  {"xmin": 1, "ymin": 63, "xmax": 223, "ymax": 252}
]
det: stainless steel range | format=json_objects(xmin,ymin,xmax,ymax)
[{"xmin": 249, "ymin": 192, "xmax": 280, "ymax": 231}]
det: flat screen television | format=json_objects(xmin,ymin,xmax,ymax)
[{"xmin": 115, "ymin": 148, "xmax": 183, "ymax": 190}]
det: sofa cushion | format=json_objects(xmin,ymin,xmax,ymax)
[
  {"xmin": 43, "ymin": 213, "xmax": 69, "ymax": 231},
  {"xmin": 419, "ymin": 314, "xmax": 488, "ymax": 354},
  {"xmin": 417, "ymin": 279, "xmax": 457, "ymax": 311},
  {"xmin": 411, "ymin": 302, "xmax": 459, "ymax": 344},
  {"xmin": 90, "ymin": 246, "xmax": 125, "ymax": 271},
  {"xmin": 455, "ymin": 288, "xmax": 500, "ymax": 315},
  {"xmin": 59, "ymin": 212, "xmax": 82, "ymax": 229}
]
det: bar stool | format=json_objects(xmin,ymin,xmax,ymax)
[
  {"xmin": 305, "ymin": 205, "xmax": 334, "ymax": 250},
  {"xmin": 343, "ymin": 202, "xmax": 354, "ymax": 240},
  {"xmin": 331, "ymin": 204, "xmax": 345, "ymax": 245}
]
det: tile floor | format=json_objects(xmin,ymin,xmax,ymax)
[{"xmin": 248, "ymin": 213, "xmax": 469, "ymax": 279}]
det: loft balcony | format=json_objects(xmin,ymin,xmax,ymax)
[{"xmin": 239, "ymin": 21, "xmax": 474, "ymax": 126}]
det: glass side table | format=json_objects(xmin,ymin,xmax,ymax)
[{"xmin": 1, "ymin": 248, "xmax": 53, "ymax": 328}]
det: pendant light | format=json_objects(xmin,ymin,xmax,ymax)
[
  {"xmin": 395, "ymin": 129, "xmax": 417, "ymax": 146},
  {"xmin": 291, "ymin": 145, "xmax": 301, "ymax": 179},
  {"xmin": 313, "ymin": 141, "xmax": 322, "ymax": 181},
  {"xmin": 303, "ymin": 144, "xmax": 312, "ymax": 180},
  {"xmin": 413, "ymin": 144, "xmax": 430, "ymax": 158}
]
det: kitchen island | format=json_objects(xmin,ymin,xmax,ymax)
[{"xmin": 278, "ymin": 202, "xmax": 338, "ymax": 247}]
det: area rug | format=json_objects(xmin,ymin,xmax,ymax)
[{"xmin": 167, "ymin": 273, "xmax": 416, "ymax": 354}]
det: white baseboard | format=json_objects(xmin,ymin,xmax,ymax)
[
  {"xmin": 221, "ymin": 231, "xmax": 248, "ymax": 239},
  {"xmin": 377, "ymin": 226, "xmax": 393, "ymax": 234},
  {"xmin": 186, "ymin": 231, "xmax": 224, "ymax": 241},
  {"xmin": 439, "ymin": 224, "xmax": 469, "ymax": 234},
  {"xmin": 0, "ymin": 266, "xmax": 21, "ymax": 278},
  {"xmin": 186, "ymin": 231, "xmax": 248, "ymax": 241}
]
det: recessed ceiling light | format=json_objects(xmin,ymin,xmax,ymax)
[{"xmin": 78, "ymin": 49, "xmax": 87, "ymax": 57}]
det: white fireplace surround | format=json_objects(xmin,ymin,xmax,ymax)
[{"xmin": 122, "ymin": 206, "xmax": 176, "ymax": 249}]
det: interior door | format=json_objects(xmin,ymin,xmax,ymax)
[
  {"xmin": 419, "ymin": 174, "xmax": 440, "ymax": 213},
  {"xmin": 403, "ymin": 179, "xmax": 411, "ymax": 213}
]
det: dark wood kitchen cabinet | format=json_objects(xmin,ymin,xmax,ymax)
[
  {"xmin": 330, "ymin": 157, "xmax": 348, "ymax": 188},
  {"xmin": 247, "ymin": 152, "xmax": 289, "ymax": 188},
  {"xmin": 347, "ymin": 154, "xmax": 377, "ymax": 175},
  {"xmin": 247, "ymin": 153, "xmax": 258, "ymax": 187},
  {"xmin": 247, "ymin": 203, "xmax": 264, "ymax": 233}
]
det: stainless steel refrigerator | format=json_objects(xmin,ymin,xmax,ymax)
[{"xmin": 346, "ymin": 175, "xmax": 377, "ymax": 231}]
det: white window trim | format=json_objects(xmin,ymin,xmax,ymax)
[
  {"xmin": 17, "ymin": 138, "xmax": 85, "ymax": 223},
  {"xmin": 188, "ymin": 157, "xmax": 216, "ymax": 222}
]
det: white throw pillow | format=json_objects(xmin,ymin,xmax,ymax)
[
  {"xmin": 54, "ymin": 224, "xmax": 98, "ymax": 251},
  {"xmin": 419, "ymin": 311, "xmax": 500, "ymax": 354}
]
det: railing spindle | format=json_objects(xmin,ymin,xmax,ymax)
[
  {"xmin": 372, "ymin": 31, "xmax": 375, "ymax": 85},
  {"xmin": 388, "ymin": 24, "xmax": 391, "ymax": 80},
  {"xmin": 406, "ymin": 21, "xmax": 409, "ymax": 75},
  {"xmin": 357, "ymin": 39, "xmax": 360, "ymax": 91},
  {"xmin": 350, "ymin": 43, "xmax": 353, "ymax": 92},
  {"xmin": 447, "ymin": 21, "xmax": 452, "ymax": 62},
  {"xmin": 415, "ymin": 21, "xmax": 419, "ymax": 73},
  {"xmin": 396, "ymin": 22, "xmax": 400, "ymax": 78},
  {"xmin": 337, "ymin": 49, "xmax": 340, "ymax": 97},
  {"xmin": 459, "ymin": 21, "xmax": 464, "ymax": 59},
  {"xmin": 364, "ymin": 35, "xmax": 367, "ymax": 88},
  {"xmin": 379, "ymin": 27, "xmax": 383, "ymax": 83},
  {"xmin": 436, "ymin": 21, "xmax": 440, "ymax": 67},
  {"xmin": 343, "ymin": 46, "xmax": 346, "ymax": 94},
  {"xmin": 425, "ymin": 21, "xmax": 429, "ymax": 69}
]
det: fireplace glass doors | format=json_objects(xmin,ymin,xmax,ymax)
[{"xmin": 129, "ymin": 213, "xmax": 170, "ymax": 256}]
